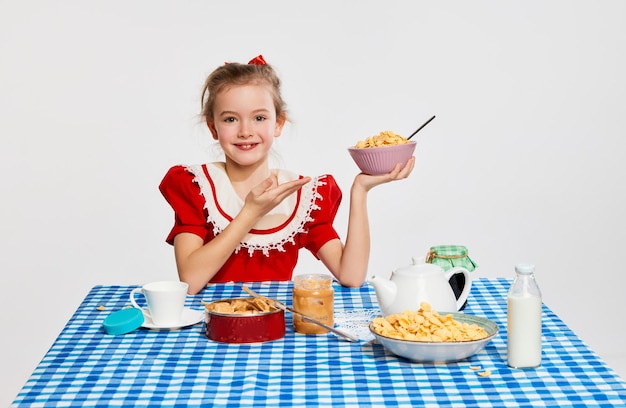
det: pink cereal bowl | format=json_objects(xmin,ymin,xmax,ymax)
[{"xmin": 348, "ymin": 141, "xmax": 416, "ymax": 175}]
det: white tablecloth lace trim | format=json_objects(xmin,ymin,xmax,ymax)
[{"xmin": 333, "ymin": 308, "xmax": 381, "ymax": 341}]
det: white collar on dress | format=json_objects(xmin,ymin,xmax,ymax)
[{"xmin": 186, "ymin": 163, "xmax": 327, "ymax": 256}]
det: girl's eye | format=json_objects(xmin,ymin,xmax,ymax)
[
  {"xmin": 255, "ymin": 115, "xmax": 266, "ymax": 122},
  {"xmin": 224, "ymin": 117, "xmax": 236, "ymax": 123}
]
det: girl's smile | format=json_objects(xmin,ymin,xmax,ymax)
[{"xmin": 234, "ymin": 142, "xmax": 259, "ymax": 150}]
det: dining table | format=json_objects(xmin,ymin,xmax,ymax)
[{"xmin": 11, "ymin": 277, "xmax": 626, "ymax": 407}]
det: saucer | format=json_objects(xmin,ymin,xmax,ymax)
[{"xmin": 141, "ymin": 308, "xmax": 204, "ymax": 330}]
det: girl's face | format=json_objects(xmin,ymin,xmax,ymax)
[{"xmin": 208, "ymin": 83, "xmax": 284, "ymax": 169}]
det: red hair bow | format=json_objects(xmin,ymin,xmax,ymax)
[{"xmin": 248, "ymin": 55, "xmax": 266, "ymax": 65}]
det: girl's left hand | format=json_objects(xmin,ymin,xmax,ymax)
[{"xmin": 354, "ymin": 156, "xmax": 415, "ymax": 191}]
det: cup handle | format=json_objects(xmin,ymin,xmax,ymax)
[
  {"xmin": 445, "ymin": 267, "xmax": 472, "ymax": 311},
  {"xmin": 129, "ymin": 288, "xmax": 150, "ymax": 317}
]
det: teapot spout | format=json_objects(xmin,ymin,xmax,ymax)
[{"xmin": 367, "ymin": 275, "xmax": 397, "ymax": 314}]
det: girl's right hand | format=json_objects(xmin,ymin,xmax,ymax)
[{"xmin": 243, "ymin": 174, "xmax": 312, "ymax": 218}]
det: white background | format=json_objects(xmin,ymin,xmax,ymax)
[{"xmin": 1, "ymin": 1, "xmax": 625, "ymax": 405}]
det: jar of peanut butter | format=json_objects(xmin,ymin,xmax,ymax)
[{"xmin": 292, "ymin": 274, "xmax": 334, "ymax": 334}]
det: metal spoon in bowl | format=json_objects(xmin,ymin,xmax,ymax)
[
  {"xmin": 242, "ymin": 285, "xmax": 359, "ymax": 342},
  {"xmin": 407, "ymin": 115, "xmax": 436, "ymax": 140}
]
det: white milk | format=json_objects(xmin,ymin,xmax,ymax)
[{"xmin": 507, "ymin": 294, "xmax": 542, "ymax": 368}]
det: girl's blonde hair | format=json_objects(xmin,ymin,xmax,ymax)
[{"xmin": 200, "ymin": 62, "xmax": 287, "ymax": 123}]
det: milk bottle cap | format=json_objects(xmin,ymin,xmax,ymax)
[{"xmin": 515, "ymin": 263, "xmax": 535, "ymax": 274}]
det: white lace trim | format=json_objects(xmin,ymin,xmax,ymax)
[
  {"xmin": 186, "ymin": 163, "xmax": 326, "ymax": 257},
  {"xmin": 333, "ymin": 309, "xmax": 381, "ymax": 341}
]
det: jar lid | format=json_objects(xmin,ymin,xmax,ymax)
[
  {"xmin": 429, "ymin": 245, "xmax": 468, "ymax": 256},
  {"xmin": 515, "ymin": 263, "xmax": 535, "ymax": 274},
  {"xmin": 103, "ymin": 308, "xmax": 144, "ymax": 335}
]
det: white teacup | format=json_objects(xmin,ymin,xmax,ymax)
[{"xmin": 130, "ymin": 281, "xmax": 189, "ymax": 326}]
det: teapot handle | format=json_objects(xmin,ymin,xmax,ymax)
[{"xmin": 444, "ymin": 267, "xmax": 472, "ymax": 311}]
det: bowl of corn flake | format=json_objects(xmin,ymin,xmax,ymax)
[
  {"xmin": 369, "ymin": 302, "xmax": 498, "ymax": 363},
  {"xmin": 348, "ymin": 131, "xmax": 416, "ymax": 175}
]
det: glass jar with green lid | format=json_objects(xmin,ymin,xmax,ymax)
[{"xmin": 425, "ymin": 245, "xmax": 476, "ymax": 310}]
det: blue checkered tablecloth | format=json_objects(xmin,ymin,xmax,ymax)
[{"xmin": 11, "ymin": 278, "xmax": 626, "ymax": 407}]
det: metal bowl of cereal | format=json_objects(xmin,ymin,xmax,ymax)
[
  {"xmin": 205, "ymin": 297, "xmax": 285, "ymax": 343},
  {"xmin": 369, "ymin": 309, "xmax": 499, "ymax": 363},
  {"xmin": 348, "ymin": 131, "xmax": 416, "ymax": 175}
]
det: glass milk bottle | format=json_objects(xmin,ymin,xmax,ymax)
[{"xmin": 507, "ymin": 263, "xmax": 542, "ymax": 368}]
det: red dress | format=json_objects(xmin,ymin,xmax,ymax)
[{"xmin": 159, "ymin": 163, "xmax": 342, "ymax": 283}]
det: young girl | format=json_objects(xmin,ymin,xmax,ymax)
[{"xmin": 159, "ymin": 55, "xmax": 414, "ymax": 295}]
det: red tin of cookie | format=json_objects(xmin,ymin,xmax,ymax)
[{"xmin": 205, "ymin": 297, "xmax": 286, "ymax": 343}]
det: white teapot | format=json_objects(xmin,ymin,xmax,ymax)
[{"xmin": 368, "ymin": 256, "xmax": 472, "ymax": 315}]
